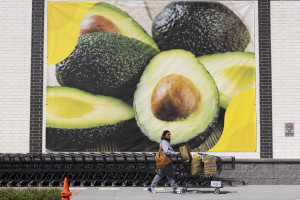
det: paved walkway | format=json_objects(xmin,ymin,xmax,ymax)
[{"xmin": 70, "ymin": 185, "xmax": 300, "ymax": 200}]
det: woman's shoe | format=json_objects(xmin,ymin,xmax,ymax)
[
  {"xmin": 147, "ymin": 187, "xmax": 158, "ymax": 193},
  {"xmin": 173, "ymin": 188, "xmax": 181, "ymax": 194}
]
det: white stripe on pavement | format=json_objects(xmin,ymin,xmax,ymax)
[{"xmin": 98, "ymin": 187, "xmax": 120, "ymax": 190}]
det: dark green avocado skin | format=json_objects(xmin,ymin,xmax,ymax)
[
  {"xmin": 46, "ymin": 119, "xmax": 158, "ymax": 152},
  {"xmin": 56, "ymin": 32, "xmax": 158, "ymax": 103},
  {"xmin": 152, "ymin": 2, "xmax": 250, "ymax": 57}
]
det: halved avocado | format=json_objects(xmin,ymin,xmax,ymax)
[
  {"xmin": 134, "ymin": 50, "xmax": 219, "ymax": 147},
  {"xmin": 80, "ymin": 2, "xmax": 158, "ymax": 50},
  {"xmin": 198, "ymin": 52, "xmax": 255, "ymax": 109},
  {"xmin": 46, "ymin": 86, "xmax": 134, "ymax": 151}
]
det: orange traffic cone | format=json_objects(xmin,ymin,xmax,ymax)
[{"xmin": 61, "ymin": 177, "xmax": 72, "ymax": 200}]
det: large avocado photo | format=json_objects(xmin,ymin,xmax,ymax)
[
  {"xmin": 46, "ymin": 1, "xmax": 255, "ymax": 152},
  {"xmin": 56, "ymin": 32, "xmax": 158, "ymax": 103},
  {"xmin": 134, "ymin": 50, "xmax": 219, "ymax": 148},
  {"xmin": 152, "ymin": 2, "xmax": 250, "ymax": 56}
]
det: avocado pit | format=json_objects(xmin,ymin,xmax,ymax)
[
  {"xmin": 151, "ymin": 74, "xmax": 200, "ymax": 121},
  {"xmin": 79, "ymin": 15, "xmax": 120, "ymax": 35}
]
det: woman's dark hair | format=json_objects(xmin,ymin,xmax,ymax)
[{"xmin": 161, "ymin": 130, "xmax": 170, "ymax": 142}]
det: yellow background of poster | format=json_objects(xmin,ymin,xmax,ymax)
[{"xmin": 47, "ymin": 2, "xmax": 95, "ymax": 65}]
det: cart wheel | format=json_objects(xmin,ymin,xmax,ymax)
[
  {"xmin": 70, "ymin": 181, "xmax": 75, "ymax": 187},
  {"xmin": 38, "ymin": 181, "xmax": 43, "ymax": 187},
  {"xmin": 177, "ymin": 181, "xmax": 181, "ymax": 187},
  {"xmin": 214, "ymin": 188, "xmax": 220, "ymax": 194},
  {"xmin": 80, "ymin": 181, "xmax": 86, "ymax": 187},
  {"xmin": 59, "ymin": 181, "xmax": 64, "ymax": 187}
]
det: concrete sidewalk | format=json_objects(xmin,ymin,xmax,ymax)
[{"xmin": 70, "ymin": 185, "xmax": 300, "ymax": 200}]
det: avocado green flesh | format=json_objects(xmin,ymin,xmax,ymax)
[
  {"xmin": 56, "ymin": 32, "xmax": 158, "ymax": 102},
  {"xmin": 83, "ymin": 2, "xmax": 158, "ymax": 50},
  {"xmin": 198, "ymin": 52, "xmax": 255, "ymax": 109},
  {"xmin": 134, "ymin": 50, "xmax": 219, "ymax": 145},
  {"xmin": 46, "ymin": 86, "xmax": 134, "ymax": 129},
  {"xmin": 152, "ymin": 2, "xmax": 250, "ymax": 57}
]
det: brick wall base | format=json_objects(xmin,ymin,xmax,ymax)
[{"xmin": 217, "ymin": 159, "xmax": 300, "ymax": 185}]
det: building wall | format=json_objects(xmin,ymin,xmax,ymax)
[
  {"xmin": 271, "ymin": 1, "xmax": 300, "ymax": 159},
  {"xmin": 1, "ymin": 0, "xmax": 300, "ymax": 160},
  {"xmin": 0, "ymin": 0, "xmax": 32, "ymax": 153}
]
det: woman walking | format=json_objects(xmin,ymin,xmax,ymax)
[{"xmin": 148, "ymin": 130, "xmax": 181, "ymax": 194}]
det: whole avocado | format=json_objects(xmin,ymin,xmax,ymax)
[
  {"xmin": 152, "ymin": 2, "xmax": 250, "ymax": 57},
  {"xmin": 56, "ymin": 32, "xmax": 158, "ymax": 102}
]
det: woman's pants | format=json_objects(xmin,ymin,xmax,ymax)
[{"xmin": 150, "ymin": 163, "xmax": 177, "ymax": 189}]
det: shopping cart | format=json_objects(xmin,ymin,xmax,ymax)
[
  {"xmin": 0, "ymin": 153, "xmax": 234, "ymax": 188},
  {"xmin": 179, "ymin": 153, "xmax": 235, "ymax": 194}
]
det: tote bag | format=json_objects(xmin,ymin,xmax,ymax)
[{"xmin": 155, "ymin": 145, "xmax": 170, "ymax": 169}]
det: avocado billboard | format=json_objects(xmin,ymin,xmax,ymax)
[{"xmin": 46, "ymin": 1, "xmax": 256, "ymax": 152}]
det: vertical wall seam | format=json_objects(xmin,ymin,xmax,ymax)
[
  {"xmin": 30, "ymin": 0, "xmax": 44, "ymax": 153},
  {"xmin": 259, "ymin": 0, "xmax": 272, "ymax": 158}
]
